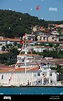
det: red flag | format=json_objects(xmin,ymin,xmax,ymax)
[
  {"xmin": 20, "ymin": 40, "xmax": 24, "ymax": 44},
  {"xmin": 36, "ymin": 5, "xmax": 40, "ymax": 10}
]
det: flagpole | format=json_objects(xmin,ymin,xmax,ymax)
[
  {"xmin": 23, "ymin": 34, "xmax": 27, "ymax": 74},
  {"xmin": 24, "ymin": 38, "xmax": 26, "ymax": 74},
  {"xmin": 36, "ymin": 5, "xmax": 40, "ymax": 19},
  {"xmin": 24, "ymin": 34, "xmax": 27, "ymax": 85}
]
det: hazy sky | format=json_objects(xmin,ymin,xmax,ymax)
[{"xmin": 0, "ymin": 0, "xmax": 63, "ymax": 21}]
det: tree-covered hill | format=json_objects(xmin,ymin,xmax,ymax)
[{"xmin": 0, "ymin": 9, "xmax": 63, "ymax": 38}]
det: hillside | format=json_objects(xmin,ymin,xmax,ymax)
[{"xmin": 0, "ymin": 9, "xmax": 63, "ymax": 38}]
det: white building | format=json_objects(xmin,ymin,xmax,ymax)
[
  {"xmin": 0, "ymin": 63, "xmax": 61, "ymax": 86},
  {"xmin": 51, "ymin": 31, "xmax": 59, "ymax": 35},
  {"xmin": 33, "ymin": 46, "xmax": 47, "ymax": 52}
]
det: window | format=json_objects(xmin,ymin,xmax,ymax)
[
  {"xmin": 38, "ymin": 73, "xmax": 40, "ymax": 76},
  {"xmin": 50, "ymin": 73, "xmax": 52, "ymax": 76},
  {"xmin": 34, "ymin": 73, "xmax": 37, "ymax": 77}
]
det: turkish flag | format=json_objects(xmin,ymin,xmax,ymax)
[
  {"xmin": 20, "ymin": 40, "xmax": 24, "ymax": 44},
  {"xmin": 36, "ymin": 5, "xmax": 40, "ymax": 10}
]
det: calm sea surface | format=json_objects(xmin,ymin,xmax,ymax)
[{"xmin": 0, "ymin": 87, "xmax": 63, "ymax": 95}]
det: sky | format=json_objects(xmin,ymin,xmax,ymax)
[{"xmin": 0, "ymin": 0, "xmax": 63, "ymax": 21}]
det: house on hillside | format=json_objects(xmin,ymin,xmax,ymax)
[
  {"xmin": 0, "ymin": 36, "xmax": 20, "ymax": 46},
  {"xmin": 33, "ymin": 46, "xmax": 47, "ymax": 52},
  {"xmin": 37, "ymin": 34, "xmax": 59, "ymax": 42},
  {"xmin": 26, "ymin": 34, "xmax": 35, "ymax": 41},
  {"xmin": 32, "ymin": 25, "xmax": 40, "ymax": 32},
  {"xmin": 51, "ymin": 31, "xmax": 59, "ymax": 35}
]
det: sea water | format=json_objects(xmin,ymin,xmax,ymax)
[{"xmin": 0, "ymin": 87, "xmax": 63, "ymax": 95}]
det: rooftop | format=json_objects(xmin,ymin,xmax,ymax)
[{"xmin": 0, "ymin": 65, "xmax": 39, "ymax": 73}]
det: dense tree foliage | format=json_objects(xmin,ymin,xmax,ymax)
[
  {"xmin": 0, "ymin": 46, "xmax": 20, "ymax": 65},
  {"xmin": 0, "ymin": 10, "xmax": 63, "ymax": 38},
  {"xmin": 42, "ymin": 50, "xmax": 63, "ymax": 58},
  {"xmin": 0, "ymin": 10, "xmax": 38, "ymax": 37},
  {"xmin": 43, "ymin": 50, "xmax": 58, "ymax": 58}
]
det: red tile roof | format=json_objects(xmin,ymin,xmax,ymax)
[{"xmin": 0, "ymin": 66, "xmax": 39, "ymax": 73}]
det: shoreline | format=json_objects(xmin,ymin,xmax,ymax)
[{"xmin": 0, "ymin": 85, "xmax": 63, "ymax": 88}]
